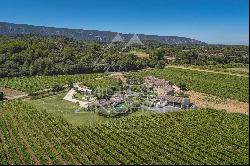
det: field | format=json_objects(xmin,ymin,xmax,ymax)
[
  {"xmin": 0, "ymin": 73, "xmax": 103, "ymax": 94},
  {"xmin": 1, "ymin": 67, "xmax": 248, "ymax": 116},
  {"xmin": 187, "ymin": 90, "xmax": 249, "ymax": 115},
  {"xmin": 0, "ymin": 101, "xmax": 248, "ymax": 165},
  {"xmin": 226, "ymin": 67, "xmax": 249, "ymax": 75},
  {"xmin": 1, "ymin": 67, "xmax": 248, "ymax": 103},
  {"xmin": 173, "ymin": 64, "xmax": 249, "ymax": 76},
  {"xmin": 127, "ymin": 67, "xmax": 249, "ymax": 102}
]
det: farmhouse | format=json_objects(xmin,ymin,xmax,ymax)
[
  {"xmin": 157, "ymin": 95, "xmax": 190, "ymax": 108},
  {"xmin": 144, "ymin": 76, "xmax": 170, "ymax": 89},
  {"xmin": 110, "ymin": 94, "xmax": 124, "ymax": 104},
  {"xmin": 144, "ymin": 76, "xmax": 174, "ymax": 95},
  {"xmin": 156, "ymin": 85, "xmax": 174, "ymax": 96},
  {"xmin": 142, "ymin": 76, "xmax": 192, "ymax": 110},
  {"xmin": 88, "ymin": 94, "xmax": 125, "ymax": 108}
]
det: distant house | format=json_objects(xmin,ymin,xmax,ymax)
[{"xmin": 164, "ymin": 56, "xmax": 176, "ymax": 63}]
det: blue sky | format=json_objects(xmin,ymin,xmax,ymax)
[{"xmin": 0, "ymin": 0, "xmax": 249, "ymax": 45}]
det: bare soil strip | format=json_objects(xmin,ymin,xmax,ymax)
[
  {"xmin": 188, "ymin": 90, "xmax": 249, "ymax": 115},
  {"xmin": 0, "ymin": 87, "xmax": 27, "ymax": 96}
]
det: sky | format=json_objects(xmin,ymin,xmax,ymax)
[{"xmin": 0, "ymin": 0, "xmax": 249, "ymax": 45}]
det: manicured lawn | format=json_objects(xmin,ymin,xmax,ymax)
[{"xmin": 26, "ymin": 92, "xmax": 108, "ymax": 126}]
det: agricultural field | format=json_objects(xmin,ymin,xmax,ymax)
[
  {"xmin": 126, "ymin": 67, "xmax": 249, "ymax": 102},
  {"xmin": 170, "ymin": 64, "xmax": 249, "ymax": 76},
  {"xmin": 0, "ymin": 73, "xmax": 103, "ymax": 94},
  {"xmin": 1, "ymin": 67, "xmax": 248, "ymax": 103},
  {"xmin": 0, "ymin": 101, "xmax": 248, "ymax": 165},
  {"xmin": 225, "ymin": 67, "xmax": 249, "ymax": 75}
]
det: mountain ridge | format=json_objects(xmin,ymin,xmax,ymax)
[{"xmin": 0, "ymin": 22, "xmax": 206, "ymax": 45}]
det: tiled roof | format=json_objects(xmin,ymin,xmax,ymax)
[{"xmin": 157, "ymin": 95, "xmax": 183, "ymax": 103}]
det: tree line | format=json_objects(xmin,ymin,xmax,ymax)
[
  {"xmin": 0, "ymin": 34, "xmax": 248, "ymax": 78},
  {"xmin": 0, "ymin": 35, "xmax": 164, "ymax": 77}
]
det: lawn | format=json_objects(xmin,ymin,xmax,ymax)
[{"xmin": 26, "ymin": 92, "xmax": 108, "ymax": 126}]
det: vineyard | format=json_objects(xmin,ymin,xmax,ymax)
[
  {"xmin": 126, "ymin": 67, "xmax": 249, "ymax": 102},
  {"xmin": 0, "ymin": 101, "xmax": 248, "ymax": 165},
  {"xmin": 0, "ymin": 67, "xmax": 248, "ymax": 102},
  {"xmin": 0, "ymin": 73, "xmax": 103, "ymax": 94}
]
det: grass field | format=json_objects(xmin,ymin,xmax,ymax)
[{"xmin": 0, "ymin": 101, "xmax": 248, "ymax": 165}]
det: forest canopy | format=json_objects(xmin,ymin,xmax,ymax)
[{"xmin": 0, "ymin": 34, "xmax": 248, "ymax": 78}]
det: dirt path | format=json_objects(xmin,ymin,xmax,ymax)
[
  {"xmin": 168, "ymin": 65, "xmax": 249, "ymax": 77},
  {"xmin": 188, "ymin": 90, "xmax": 249, "ymax": 115},
  {"xmin": 63, "ymin": 87, "xmax": 92, "ymax": 108},
  {"xmin": 0, "ymin": 87, "xmax": 28, "ymax": 100}
]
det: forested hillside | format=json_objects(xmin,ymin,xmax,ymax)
[
  {"xmin": 0, "ymin": 35, "xmax": 152, "ymax": 77},
  {"xmin": 0, "ymin": 22, "xmax": 206, "ymax": 45},
  {"xmin": 0, "ymin": 34, "xmax": 248, "ymax": 78}
]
